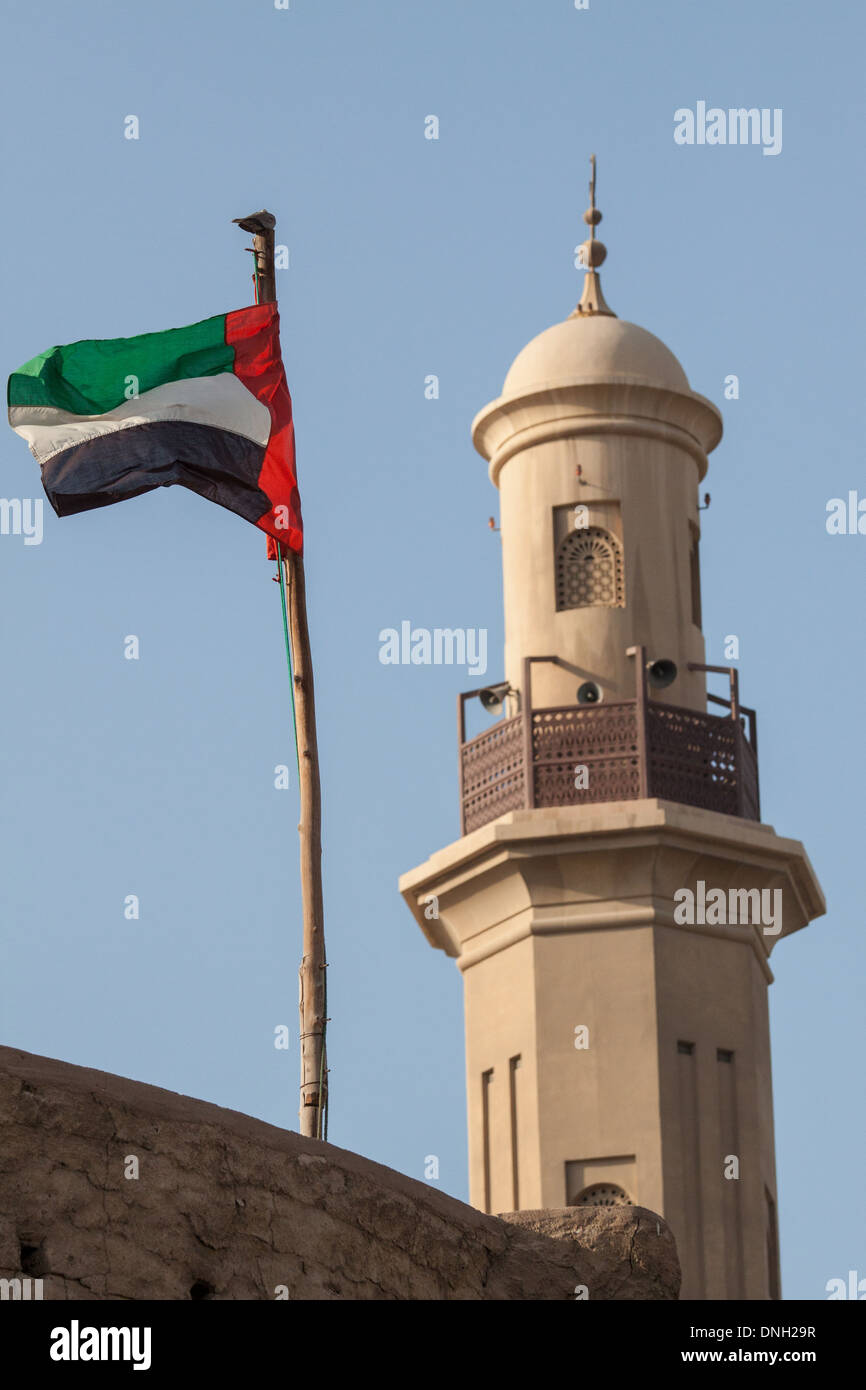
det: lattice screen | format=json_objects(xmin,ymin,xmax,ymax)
[
  {"xmin": 555, "ymin": 526, "xmax": 625, "ymax": 610},
  {"xmin": 571, "ymin": 1182, "xmax": 633, "ymax": 1208}
]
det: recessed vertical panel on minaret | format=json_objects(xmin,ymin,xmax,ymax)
[{"xmin": 400, "ymin": 165, "xmax": 824, "ymax": 1302}]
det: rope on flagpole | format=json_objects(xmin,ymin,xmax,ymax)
[{"xmin": 276, "ymin": 549, "xmax": 301, "ymax": 781}]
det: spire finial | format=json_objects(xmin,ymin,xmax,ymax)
[
  {"xmin": 571, "ymin": 154, "xmax": 616, "ymax": 319},
  {"xmin": 587, "ymin": 153, "xmax": 599, "ymax": 227}
]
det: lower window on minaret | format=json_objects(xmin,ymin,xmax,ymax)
[
  {"xmin": 765, "ymin": 1188, "xmax": 781, "ymax": 1300},
  {"xmin": 565, "ymin": 1157, "xmax": 636, "ymax": 1206},
  {"xmin": 570, "ymin": 1182, "xmax": 633, "ymax": 1208}
]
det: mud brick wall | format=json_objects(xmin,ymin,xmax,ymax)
[{"xmin": 0, "ymin": 1046, "xmax": 679, "ymax": 1300}]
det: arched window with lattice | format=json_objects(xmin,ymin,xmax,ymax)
[
  {"xmin": 555, "ymin": 525, "xmax": 625, "ymax": 611},
  {"xmin": 570, "ymin": 1182, "xmax": 633, "ymax": 1208}
]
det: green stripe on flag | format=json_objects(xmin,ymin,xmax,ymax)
[{"xmin": 8, "ymin": 313, "xmax": 232, "ymax": 416}]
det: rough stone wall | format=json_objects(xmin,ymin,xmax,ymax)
[{"xmin": 0, "ymin": 1047, "xmax": 679, "ymax": 1300}]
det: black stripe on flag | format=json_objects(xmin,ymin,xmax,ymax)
[{"xmin": 40, "ymin": 420, "xmax": 270, "ymax": 524}]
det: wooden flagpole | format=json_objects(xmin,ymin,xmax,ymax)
[{"xmin": 234, "ymin": 209, "xmax": 328, "ymax": 1140}]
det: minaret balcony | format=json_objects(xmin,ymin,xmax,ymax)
[{"xmin": 458, "ymin": 654, "xmax": 760, "ymax": 837}]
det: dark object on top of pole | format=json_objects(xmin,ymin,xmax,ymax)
[{"xmin": 233, "ymin": 210, "xmax": 277, "ymax": 307}]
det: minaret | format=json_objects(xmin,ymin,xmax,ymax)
[{"xmin": 400, "ymin": 160, "xmax": 825, "ymax": 1301}]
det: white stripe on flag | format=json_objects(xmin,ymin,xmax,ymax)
[{"xmin": 9, "ymin": 373, "xmax": 271, "ymax": 463}]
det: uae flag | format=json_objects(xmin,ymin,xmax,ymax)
[{"xmin": 7, "ymin": 302, "xmax": 301, "ymax": 550}]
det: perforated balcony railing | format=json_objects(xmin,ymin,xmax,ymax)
[{"xmin": 457, "ymin": 655, "xmax": 760, "ymax": 837}]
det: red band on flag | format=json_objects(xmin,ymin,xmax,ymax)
[{"xmin": 225, "ymin": 303, "xmax": 302, "ymax": 552}]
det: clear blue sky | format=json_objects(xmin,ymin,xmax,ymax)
[{"xmin": 1, "ymin": 0, "xmax": 862, "ymax": 1301}]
